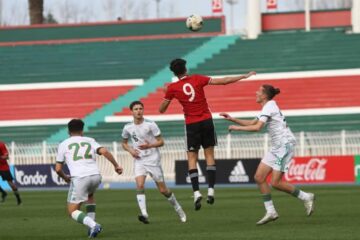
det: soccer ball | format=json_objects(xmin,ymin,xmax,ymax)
[{"xmin": 186, "ymin": 14, "xmax": 203, "ymax": 32}]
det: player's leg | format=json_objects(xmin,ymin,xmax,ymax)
[
  {"xmin": 204, "ymin": 146, "xmax": 216, "ymax": 204},
  {"xmin": 270, "ymin": 144, "xmax": 315, "ymax": 216},
  {"xmin": 254, "ymin": 161, "xmax": 278, "ymax": 225},
  {"xmin": 0, "ymin": 173, "xmax": 7, "ymax": 202},
  {"xmin": 185, "ymin": 121, "xmax": 202, "ymax": 209},
  {"xmin": 67, "ymin": 176, "xmax": 102, "ymax": 238},
  {"xmin": 201, "ymin": 119, "xmax": 217, "ymax": 204},
  {"xmin": 187, "ymin": 151, "xmax": 202, "ymax": 210},
  {"xmin": 85, "ymin": 174, "xmax": 101, "ymax": 221},
  {"xmin": 135, "ymin": 172, "xmax": 149, "ymax": 224},
  {"xmin": 4, "ymin": 170, "xmax": 21, "ymax": 205},
  {"xmin": 151, "ymin": 166, "xmax": 186, "ymax": 222}
]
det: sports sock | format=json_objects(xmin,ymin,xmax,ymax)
[
  {"xmin": 71, "ymin": 210, "xmax": 96, "ymax": 228},
  {"xmin": 262, "ymin": 194, "xmax": 276, "ymax": 213},
  {"xmin": 188, "ymin": 169, "xmax": 200, "ymax": 192},
  {"xmin": 86, "ymin": 204, "xmax": 96, "ymax": 220},
  {"xmin": 206, "ymin": 165, "xmax": 216, "ymax": 189},
  {"xmin": 291, "ymin": 188, "xmax": 310, "ymax": 201},
  {"xmin": 14, "ymin": 190, "xmax": 21, "ymax": 204},
  {"xmin": 167, "ymin": 193, "xmax": 181, "ymax": 209},
  {"xmin": 136, "ymin": 194, "xmax": 148, "ymax": 217}
]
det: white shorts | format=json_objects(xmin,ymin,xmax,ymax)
[
  {"xmin": 262, "ymin": 143, "xmax": 295, "ymax": 173},
  {"xmin": 67, "ymin": 174, "xmax": 102, "ymax": 204},
  {"xmin": 134, "ymin": 162, "xmax": 165, "ymax": 182}
]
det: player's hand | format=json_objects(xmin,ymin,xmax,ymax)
[
  {"xmin": 228, "ymin": 125, "xmax": 240, "ymax": 132},
  {"xmin": 115, "ymin": 166, "xmax": 123, "ymax": 175},
  {"xmin": 138, "ymin": 141, "xmax": 152, "ymax": 150},
  {"xmin": 64, "ymin": 175, "xmax": 71, "ymax": 183},
  {"xmin": 219, "ymin": 112, "xmax": 232, "ymax": 120},
  {"xmin": 131, "ymin": 149, "xmax": 140, "ymax": 159},
  {"xmin": 245, "ymin": 71, "xmax": 256, "ymax": 78}
]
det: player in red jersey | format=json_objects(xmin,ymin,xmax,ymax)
[
  {"xmin": 0, "ymin": 141, "xmax": 22, "ymax": 205},
  {"xmin": 159, "ymin": 58, "xmax": 256, "ymax": 210}
]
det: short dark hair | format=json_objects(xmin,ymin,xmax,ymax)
[
  {"xmin": 262, "ymin": 84, "xmax": 281, "ymax": 100},
  {"xmin": 68, "ymin": 119, "xmax": 84, "ymax": 133},
  {"xmin": 129, "ymin": 100, "xmax": 144, "ymax": 110},
  {"xmin": 169, "ymin": 58, "xmax": 187, "ymax": 76}
]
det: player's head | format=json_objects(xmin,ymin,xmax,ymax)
[
  {"xmin": 129, "ymin": 100, "xmax": 144, "ymax": 120},
  {"xmin": 68, "ymin": 119, "xmax": 84, "ymax": 136},
  {"xmin": 169, "ymin": 58, "xmax": 187, "ymax": 76},
  {"xmin": 256, "ymin": 84, "xmax": 280, "ymax": 103}
]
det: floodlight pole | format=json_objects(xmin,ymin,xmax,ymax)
[
  {"xmin": 246, "ymin": 0, "xmax": 261, "ymax": 39},
  {"xmin": 352, "ymin": 0, "xmax": 360, "ymax": 33},
  {"xmin": 305, "ymin": 0, "xmax": 311, "ymax": 32},
  {"xmin": 155, "ymin": 0, "xmax": 161, "ymax": 19},
  {"xmin": 226, "ymin": 0, "xmax": 238, "ymax": 34}
]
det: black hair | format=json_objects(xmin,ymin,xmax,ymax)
[
  {"xmin": 262, "ymin": 84, "xmax": 280, "ymax": 100},
  {"xmin": 68, "ymin": 119, "xmax": 84, "ymax": 133},
  {"xmin": 129, "ymin": 100, "xmax": 144, "ymax": 110},
  {"xmin": 169, "ymin": 58, "xmax": 187, "ymax": 76}
]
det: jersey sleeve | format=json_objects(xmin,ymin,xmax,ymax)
[
  {"xmin": 164, "ymin": 85, "xmax": 175, "ymax": 101},
  {"xmin": 150, "ymin": 122, "xmax": 161, "ymax": 137},
  {"xmin": 90, "ymin": 138, "xmax": 102, "ymax": 153},
  {"xmin": 56, "ymin": 143, "xmax": 66, "ymax": 163},
  {"xmin": 197, "ymin": 75, "xmax": 212, "ymax": 87},
  {"xmin": 257, "ymin": 103, "xmax": 274, "ymax": 123},
  {"xmin": 0, "ymin": 143, "xmax": 8, "ymax": 156},
  {"xmin": 121, "ymin": 126, "xmax": 130, "ymax": 139}
]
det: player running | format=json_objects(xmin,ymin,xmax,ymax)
[
  {"xmin": 159, "ymin": 58, "xmax": 256, "ymax": 210},
  {"xmin": 55, "ymin": 119, "xmax": 123, "ymax": 238},
  {"xmin": 220, "ymin": 84, "xmax": 315, "ymax": 225},
  {"xmin": 122, "ymin": 101, "xmax": 186, "ymax": 224}
]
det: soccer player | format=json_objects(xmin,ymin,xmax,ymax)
[
  {"xmin": 220, "ymin": 84, "xmax": 315, "ymax": 225},
  {"xmin": 55, "ymin": 119, "xmax": 123, "ymax": 238},
  {"xmin": 159, "ymin": 58, "xmax": 256, "ymax": 210},
  {"xmin": 122, "ymin": 101, "xmax": 186, "ymax": 224},
  {"xmin": 0, "ymin": 141, "xmax": 22, "ymax": 205}
]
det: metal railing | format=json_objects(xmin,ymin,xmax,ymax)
[{"xmin": 7, "ymin": 130, "xmax": 360, "ymax": 182}]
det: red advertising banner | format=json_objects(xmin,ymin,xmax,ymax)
[
  {"xmin": 212, "ymin": 0, "xmax": 223, "ymax": 13},
  {"xmin": 267, "ymin": 0, "xmax": 277, "ymax": 10},
  {"xmin": 284, "ymin": 156, "xmax": 355, "ymax": 184}
]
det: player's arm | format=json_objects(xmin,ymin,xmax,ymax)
[
  {"xmin": 55, "ymin": 163, "xmax": 71, "ymax": 183},
  {"xmin": 209, "ymin": 71, "xmax": 256, "ymax": 85},
  {"xmin": 0, "ymin": 144, "xmax": 9, "ymax": 160},
  {"xmin": 229, "ymin": 120, "xmax": 265, "ymax": 132},
  {"xmin": 220, "ymin": 112, "xmax": 258, "ymax": 126},
  {"xmin": 97, "ymin": 147, "xmax": 123, "ymax": 174},
  {"xmin": 138, "ymin": 135, "xmax": 164, "ymax": 150},
  {"xmin": 121, "ymin": 138, "xmax": 140, "ymax": 159},
  {"xmin": 0, "ymin": 153, "xmax": 8, "ymax": 160},
  {"xmin": 159, "ymin": 99, "xmax": 171, "ymax": 113}
]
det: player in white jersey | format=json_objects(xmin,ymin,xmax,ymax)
[
  {"xmin": 220, "ymin": 84, "xmax": 315, "ymax": 225},
  {"xmin": 121, "ymin": 101, "xmax": 186, "ymax": 224},
  {"xmin": 55, "ymin": 119, "xmax": 123, "ymax": 238}
]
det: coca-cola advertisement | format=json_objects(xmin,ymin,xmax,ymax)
[{"xmin": 284, "ymin": 156, "xmax": 354, "ymax": 184}]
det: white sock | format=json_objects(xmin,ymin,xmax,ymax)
[
  {"xmin": 264, "ymin": 200, "xmax": 276, "ymax": 213},
  {"xmin": 208, "ymin": 188, "xmax": 214, "ymax": 196},
  {"xmin": 86, "ymin": 204, "xmax": 96, "ymax": 220},
  {"xmin": 137, "ymin": 194, "xmax": 148, "ymax": 217},
  {"xmin": 298, "ymin": 190, "xmax": 311, "ymax": 201},
  {"xmin": 71, "ymin": 210, "xmax": 96, "ymax": 228},
  {"xmin": 167, "ymin": 193, "xmax": 181, "ymax": 209},
  {"xmin": 87, "ymin": 212, "xmax": 95, "ymax": 220}
]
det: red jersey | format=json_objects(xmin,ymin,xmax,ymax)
[
  {"xmin": 164, "ymin": 74, "xmax": 212, "ymax": 124},
  {"xmin": 0, "ymin": 142, "xmax": 9, "ymax": 171}
]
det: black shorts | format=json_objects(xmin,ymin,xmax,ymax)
[
  {"xmin": 185, "ymin": 118, "xmax": 217, "ymax": 152},
  {"xmin": 0, "ymin": 170, "xmax": 13, "ymax": 181}
]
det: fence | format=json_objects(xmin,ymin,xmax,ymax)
[{"xmin": 7, "ymin": 130, "xmax": 360, "ymax": 183}]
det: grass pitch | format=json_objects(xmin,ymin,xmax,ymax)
[{"xmin": 0, "ymin": 186, "xmax": 359, "ymax": 240}]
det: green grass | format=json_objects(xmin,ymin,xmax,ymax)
[{"xmin": 1, "ymin": 186, "xmax": 359, "ymax": 240}]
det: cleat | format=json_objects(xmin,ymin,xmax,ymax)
[
  {"xmin": 176, "ymin": 207, "xmax": 187, "ymax": 223},
  {"xmin": 1, "ymin": 192, "xmax": 7, "ymax": 203},
  {"xmin": 194, "ymin": 191, "xmax": 202, "ymax": 211},
  {"xmin": 88, "ymin": 224, "xmax": 102, "ymax": 238},
  {"xmin": 138, "ymin": 215, "xmax": 150, "ymax": 224},
  {"xmin": 207, "ymin": 196, "xmax": 215, "ymax": 205},
  {"xmin": 16, "ymin": 198, "xmax": 22, "ymax": 206},
  {"xmin": 304, "ymin": 193, "xmax": 315, "ymax": 216},
  {"xmin": 256, "ymin": 212, "xmax": 279, "ymax": 225}
]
